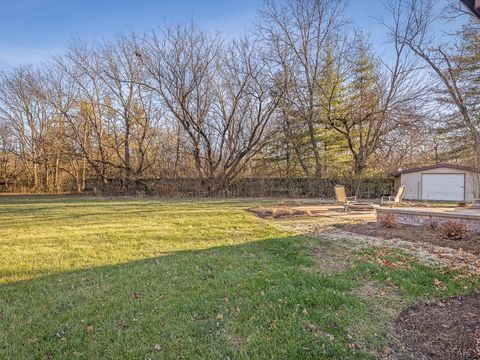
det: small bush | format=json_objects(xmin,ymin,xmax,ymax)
[
  {"xmin": 423, "ymin": 219, "xmax": 438, "ymax": 230},
  {"xmin": 457, "ymin": 201, "xmax": 467, "ymax": 207},
  {"xmin": 439, "ymin": 221, "xmax": 470, "ymax": 240},
  {"xmin": 379, "ymin": 212, "xmax": 398, "ymax": 228}
]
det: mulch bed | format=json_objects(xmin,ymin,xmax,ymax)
[
  {"xmin": 396, "ymin": 293, "xmax": 480, "ymax": 360},
  {"xmin": 338, "ymin": 222, "xmax": 480, "ymax": 255}
]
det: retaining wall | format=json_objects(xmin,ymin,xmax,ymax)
[{"xmin": 377, "ymin": 207, "xmax": 480, "ymax": 233}]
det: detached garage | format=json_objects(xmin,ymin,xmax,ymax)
[{"xmin": 392, "ymin": 164, "xmax": 480, "ymax": 202}]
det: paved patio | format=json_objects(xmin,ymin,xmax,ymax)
[{"xmin": 250, "ymin": 203, "xmax": 480, "ymax": 233}]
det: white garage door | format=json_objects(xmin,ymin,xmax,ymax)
[{"xmin": 422, "ymin": 174, "xmax": 465, "ymax": 201}]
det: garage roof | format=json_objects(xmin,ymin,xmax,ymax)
[{"xmin": 392, "ymin": 163, "xmax": 477, "ymax": 176}]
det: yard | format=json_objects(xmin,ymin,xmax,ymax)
[{"xmin": 0, "ymin": 196, "xmax": 479, "ymax": 359}]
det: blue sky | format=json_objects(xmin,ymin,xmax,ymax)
[{"xmin": 0, "ymin": 0, "xmax": 453, "ymax": 71}]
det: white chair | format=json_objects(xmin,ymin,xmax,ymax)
[{"xmin": 381, "ymin": 185, "xmax": 406, "ymax": 207}]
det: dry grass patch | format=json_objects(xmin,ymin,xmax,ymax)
[{"xmin": 313, "ymin": 243, "xmax": 355, "ymax": 275}]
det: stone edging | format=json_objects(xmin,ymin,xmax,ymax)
[{"xmin": 377, "ymin": 207, "xmax": 480, "ymax": 220}]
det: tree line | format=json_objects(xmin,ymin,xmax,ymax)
[{"xmin": 0, "ymin": 0, "xmax": 478, "ymax": 195}]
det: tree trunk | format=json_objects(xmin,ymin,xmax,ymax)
[
  {"xmin": 124, "ymin": 113, "xmax": 131, "ymax": 191},
  {"xmin": 306, "ymin": 119, "xmax": 322, "ymax": 180}
]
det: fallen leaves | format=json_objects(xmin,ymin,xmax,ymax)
[
  {"xmin": 377, "ymin": 258, "xmax": 398, "ymax": 269},
  {"xmin": 433, "ymin": 278, "xmax": 444, "ymax": 289},
  {"xmin": 318, "ymin": 228, "xmax": 480, "ymax": 275},
  {"xmin": 305, "ymin": 321, "xmax": 334, "ymax": 341}
]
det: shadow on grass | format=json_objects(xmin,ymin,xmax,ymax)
[{"xmin": 0, "ymin": 235, "xmax": 375, "ymax": 360}]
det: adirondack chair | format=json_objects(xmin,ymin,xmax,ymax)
[
  {"xmin": 381, "ymin": 185, "xmax": 406, "ymax": 207},
  {"xmin": 334, "ymin": 185, "xmax": 357, "ymax": 211}
]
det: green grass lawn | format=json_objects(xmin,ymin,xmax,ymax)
[{"xmin": 0, "ymin": 196, "xmax": 478, "ymax": 359}]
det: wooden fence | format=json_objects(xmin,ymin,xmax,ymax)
[
  {"xmin": 84, "ymin": 177, "xmax": 394, "ymax": 199},
  {"xmin": 1, "ymin": 177, "xmax": 393, "ymax": 198}
]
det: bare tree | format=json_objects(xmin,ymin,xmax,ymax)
[
  {"xmin": 0, "ymin": 121, "xmax": 15, "ymax": 189},
  {"xmin": 258, "ymin": 0, "xmax": 346, "ymax": 179},
  {"xmin": 0, "ymin": 3, "xmax": 470, "ymax": 196},
  {"xmin": 0, "ymin": 67, "xmax": 55, "ymax": 190},
  {"xmin": 46, "ymin": 44, "xmax": 115, "ymax": 189},
  {"xmin": 137, "ymin": 25, "xmax": 282, "ymax": 192},
  {"xmin": 96, "ymin": 36, "xmax": 160, "ymax": 188},
  {"xmin": 317, "ymin": 26, "xmax": 424, "ymax": 194},
  {"xmin": 388, "ymin": 0, "xmax": 480, "ymax": 164}
]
